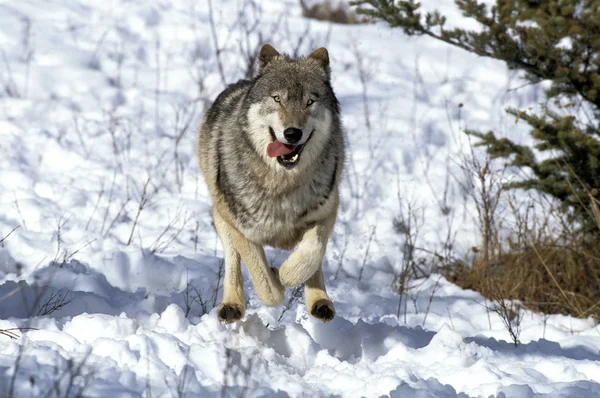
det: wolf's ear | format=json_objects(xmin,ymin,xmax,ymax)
[
  {"xmin": 258, "ymin": 44, "xmax": 280, "ymax": 74},
  {"xmin": 309, "ymin": 47, "xmax": 330, "ymax": 77}
]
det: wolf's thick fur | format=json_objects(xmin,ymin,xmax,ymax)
[{"xmin": 198, "ymin": 44, "xmax": 344, "ymax": 323}]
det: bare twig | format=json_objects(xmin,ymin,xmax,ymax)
[
  {"xmin": 150, "ymin": 206, "xmax": 191, "ymax": 253},
  {"xmin": 0, "ymin": 226, "xmax": 20, "ymax": 246},
  {"xmin": 154, "ymin": 38, "xmax": 161, "ymax": 132},
  {"xmin": 0, "ymin": 281, "xmax": 26, "ymax": 303},
  {"xmin": 42, "ymin": 350, "xmax": 93, "ymax": 398},
  {"xmin": 492, "ymin": 296, "xmax": 524, "ymax": 347},
  {"xmin": 126, "ymin": 176, "xmax": 152, "ymax": 246},
  {"xmin": 333, "ymin": 230, "xmax": 349, "ymax": 280},
  {"xmin": 357, "ymin": 225, "xmax": 376, "ymax": 281},
  {"xmin": 278, "ymin": 285, "xmax": 303, "ymax": 322},
  {"xmin": 37, "ymin": 288, "xmax": 73, "ymax": 316},
  {"xmin": 211, "ymin": 259, "xmax": 225, "ymax": 309},
  {"xmin": 208, "ymin": 0, "xmax": 227, "ymax": 86},
  {"xmin": 100, "ymin": 169, "xmax": 118, "ymax": 235},
  {"xmin": 0, "ymin": 49, "xmax": 20, "ymax": 97},
  {"xmin": 85, "ymin": 180, "xmax": 105, "ymax": 231},
  {"xmin": 0, "ymin": 327, "xmax": 38, "ymax": 340},
  {"xmin": 20, "ymin": 18, "xmax": 34, "ymax": 98},
  {"xmin": 13, "ymin": 193, "xmax": 28, "ymax": 231},
  {"xmin": 351, "ymin": 40, "xmax": 371, "ymax": 133},
  {"xmin": 422, "ymin": 275, "xmax": 442, "ymax": 326},
  {"xmin": 88, "ymin": 28, "xmax": 109, "ymax": 70},
  {"xmin": 8, "ymin": 341, "xmax": 24, "ymax": 398}
]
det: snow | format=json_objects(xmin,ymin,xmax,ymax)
[{"xmin": 0, "ymin": 0, "xmax": 599, "ymax": 397}]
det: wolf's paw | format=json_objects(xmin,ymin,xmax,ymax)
[
  {"xmin": 217, "ymin": 303, "xmax": 244, "ymax": 323},
  {"xmin": 310, "ymin": 299, "xmax": 335, "ymax": 322}
]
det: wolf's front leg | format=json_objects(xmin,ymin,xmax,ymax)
[
  {"xmin": 214, "ymin": 211, "xmax": 285, "ymax": 308},
  {"xmin": 278, "ymin": 213, "xmax": 336, "ymax": 288},
  {"xmin": 213, "ymin": 211, "xmax": 246, "ymax": 323},
  {"xmin": 305, "ymin": 266, "xmax": 335, "ymax": 322}
]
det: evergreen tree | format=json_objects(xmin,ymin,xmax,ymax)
[{"xmin": 351, "ymin": 0, "xmax": 600, "ymax": 233}]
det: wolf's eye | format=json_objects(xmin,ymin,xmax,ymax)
[
  {"xmin": 306, "ymin": 99, "xmax": 315, "ymax": 107},
  {"xmin": 272, "ymin": 95, "xmax": 280, "ymax": 103}
]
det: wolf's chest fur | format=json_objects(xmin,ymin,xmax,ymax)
[{"xmin": 217, "ymin": 148, "xmax": 338, "ymax": 248}]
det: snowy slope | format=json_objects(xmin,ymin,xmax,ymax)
[{"xmin": 1, "ymin": 0, "xmax": 599, "ymax": 397}]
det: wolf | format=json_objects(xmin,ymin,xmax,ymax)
[{"xmin": 198, "ymin": 44, "xmax": 344, "ymax": 323}]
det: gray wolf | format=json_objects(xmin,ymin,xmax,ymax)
[{"xmin": 198, "ymin": 44, "xmax": 344, "ymax": 323}]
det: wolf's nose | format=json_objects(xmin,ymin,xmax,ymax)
[{"xmin": 283, "ymin": 128, "xmax": 302, "ymax": 144}]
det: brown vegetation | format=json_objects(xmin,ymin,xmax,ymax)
[
  {"xmin": 449, "ymin": 188, "xmax": 600, "ymax": 321},
  {"xmin": 300, "ymin": 0, "xmax": 366, "ymax": 25}
]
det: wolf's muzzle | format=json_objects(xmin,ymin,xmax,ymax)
[{"xmin": 283, "ymin": 128, "xmax": 303, "ymax": 144}]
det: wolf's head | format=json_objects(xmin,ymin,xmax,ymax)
[{"xmin": 245, "ymin": 44, "xmax": 339, "ymax": 171}]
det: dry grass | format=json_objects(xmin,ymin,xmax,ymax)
[
  {"xmin": 449, "ymin": 231, "xmax": 600, "ymax": 320},
  {"xmin": 300, "ymin": 0, "xmax": 367, "ymax": 25},
  {"xmin": 446, "ymin": 146, "xmax": 600, "ymax": 322}
]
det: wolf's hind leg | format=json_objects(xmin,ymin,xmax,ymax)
[
  {"xmin": 305, "ymin": 266, "xmax": 335, "ymax": 322},
  {"xmin": 213, "ymin": 212, "xmax": 246, "ymax": 323},
  {"xmin": 279, "ymin": 213, "xmax": 336, "ymax": 288},
  {"xmin": 214, "ymin": 211, "xmax": 285, "ymax": 307}
]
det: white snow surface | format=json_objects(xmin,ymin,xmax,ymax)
[{"xmin": 0, "ymin": 0, "xmax": 599, "ymax": 397}]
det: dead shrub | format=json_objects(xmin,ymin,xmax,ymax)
[
  {"xmin": 447, "ymin": 145, "xmax": 600, "ymax": 321},
  {"xmin": 300, "ymin": 0, "xmax": 366, "ymax": 25},
  {"xmin": 449, "ymin": 235, "xmax": 600, "ymax": 320}
]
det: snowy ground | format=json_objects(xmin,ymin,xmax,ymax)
[{"xmin": 1, "ymin": 0, "xmax": 599, "ymax": 397}]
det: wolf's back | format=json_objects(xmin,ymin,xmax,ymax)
[
  {"xmin": 204, "ymin": 80, "xmax": 253, "ymax": 129},
  {"xmin": 198, "ymin": 79, "xmax": 253, "ymax": 192}
]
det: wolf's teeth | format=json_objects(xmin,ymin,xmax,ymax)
[{"xmin": 291, "ymin": 154, "xmax": 298, "ymax": 162}]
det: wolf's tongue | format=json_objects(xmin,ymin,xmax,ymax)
[{"xmin": 267, "ymin": 141, "xmax": 294, "ymax": 158}]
